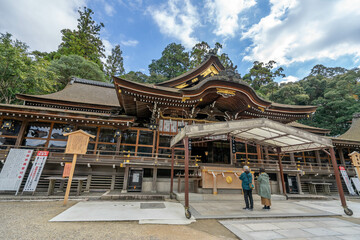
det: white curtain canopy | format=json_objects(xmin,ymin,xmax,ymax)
[{"xmin": 170, "ymin": 118, "xmax": 333, "ymax": 153}]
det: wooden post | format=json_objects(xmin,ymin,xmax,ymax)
[
  {"xmin": 152, "ymin": 167, "xmax": 157, "ymax": 193},
  {"xmin": 315, "ymin": 150, "xmax": 321, "ymax": 166},
  {"xmin": 277, "ymin": 147, "xmax": 287, "ymax": 196},
  {"xmin": 330, "ymin": 148, "xmax": 349, "ymax": 210},
  {"xmin": 63, "ymin": 154, "xmax": 77, "ymax": 206},
  {"xmin": 15, "ymin": 120, "xmax": 28, "ymax": 147},
  {"xmin": 184, "ymin": 137, "xmax": 189, "ymax": 209},
  {"xmin": 338, "ymin": 148, "xmax": 346, "ymax": 166},
  {"xmin": 122, "ymin": 166, "xmax": 129, "ymax": 193},
  {"xmin": 170, "ymin": 147, "xmax": 175, "ymax": 195}
]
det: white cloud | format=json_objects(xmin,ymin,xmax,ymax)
[
  {"xmin": 121, "ymin": 39, "xmax": 139, "ymax": 47},
  {"xmin": 0, "ymin": 0, "xmax": 85, "ymax": 52},
  {"xmin": 103, "ymin": 39, "xmax": 113, "ymax": 58},
  {"xmin": 205, "ymin": 0, "xmax": 256, "ymax": 37},
  {"xmin": 148, "ymin": 0, "xmax": 200, "ymax": 48},
  {"xmin": 280, "ymin": 75, "xmax": 299, "ymax": 84},
  {"xmin": 104, "ymin": 3, "xmax": 115, "ymax": 16},
  {"xmin": 242, "ymin": 0, "xmax": 360, "ymax": 65}
]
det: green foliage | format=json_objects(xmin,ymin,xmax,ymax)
[
  {"xmin": 0, "ymin": 33, "xmax": 58, "ymax": 104},
  {"xmin": 149, "ymin": 43, "xmax": 190, "ymax": 79},
  {"xmin": 270, "ymin": 83, "xmax": 309, "ymax": 105},
  {"xmin": 58, "ymin": 7, "xmax": 105, "ymax": 68},
  {"xmin": 49, "ymin": 55, "xmax": 106, "ymax": 87},
  {"xmin": 189, "ymin": 41, "xmax": 237, "ymax": 71},
  {"xmin": 105, "ymin": 44, "xmax": 125, "ymax": 82},
  {"xmin": 121, "ymin": 71, "xmax": 168, "ymax": 84},
  {"xmin": 121, "ymin": 71, "xmax": 149, "ymax": 83},
  {"xmin": 244, "ymin": 61, "xmax": 285, "ymax": 90}
]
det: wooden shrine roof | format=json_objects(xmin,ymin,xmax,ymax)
[
  {"xmin": 17, "ymin": 77, "xmax": 120, "ymax": 110},
  {"xmin": 0, "ymin": 103, "xmax": 134, "ymax": 126},
  {"xmin": 287, "ymin": 121, "xmax": 331, "ymax": 134},
  {"xmin": 332, "ymin": 113, "xmax": 360, "ymax": 146},
  {"xmin": 156, "ymin": 55, "xmax": 225, "ymax": 87}
]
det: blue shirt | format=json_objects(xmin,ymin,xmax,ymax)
[{"xmin": 240, "ymin": 172, "xmax": 253, "ymax": 190}]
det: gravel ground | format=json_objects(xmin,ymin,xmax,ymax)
[{"xmin": 0, "ymin": 200, "xmax": 237, "ymax": 240}]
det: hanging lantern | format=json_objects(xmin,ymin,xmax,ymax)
[
  {"xmin": 114, "ymin": 129, "xmax": 122, "ymax": 138},
  {"xmin": 1, "ymin": 120, "xmax": 13, "ymax": 129},
  {"xmin": 62, "ymin": 125, "xmax": 73, "ymax": 133}
]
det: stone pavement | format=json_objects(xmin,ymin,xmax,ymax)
[
  {"xmin": 188, "ymin": 199, "xmax": 339, "ymax": 219},
  {"xmin": 219, "ymin": 217, "xmax": 360, "ymax": 240},
  {"xmin": 50, "ymin": 201, "xmax": 195, "ymax": 225}
]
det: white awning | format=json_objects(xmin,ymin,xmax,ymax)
[{"xmin": 170, "ymin": 118, "xmax": 333, "ymax": 153}]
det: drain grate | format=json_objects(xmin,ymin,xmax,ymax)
[{"xmin": 140, "ymin": 203, "xmax": 166, "ymax": 209}]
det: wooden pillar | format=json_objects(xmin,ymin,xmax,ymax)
[
  {"xmin": 121, "ymin": 166, "xmax": 129, "ymax": 193},
  {"xmin": 152, "ymin": 167, "xmax": 157, "ymax": 193},
  {"xmin": 315, "ymin": 150, "xmax": 321, "ymax": 165},
  {"xmin": 85, "ymin": 174, "xmax": 92, "ymax": 192},
  {"xmin": 115, "ymin": 135, "xmax": 122, "ymax": 155},
  {"xmin": 264, "ymin": 147, "xmax": 269, "ymax": 163},
  {"xmin": 338, "ymin": 148, "xmax": 346, "ymax": 166},
  {"xmin": 110, "ymin": 168, "xmax": 116, "ymax": 190},
  {"xmin": 329, "ymin": 148, "xmax": 349, "ymax": 210},
  {"xmin": 15, "ymin": 120, "xmax": 28, "ymax": 147},
  {"xmin": 256, "ymin": 144, "xmax": 263, "ymax": 164},
  {"xmin": 296, "ymin": 173, "xmax": 303, "ymax": 194},
  {"xmin": 184, "ymin": 137, "xmax": 190, "ymax": 209},
  {"xmin": 290, "ymin": 153, "xmax": 295, "ymax": 164},
  {"xmin": 277, "ymin": 148, "xmax": 287, "ymax": 196},
  {"xmin": 170, "ymin": 147, "xmax": 175, "ymax": 195}
]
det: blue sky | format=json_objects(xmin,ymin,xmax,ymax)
[{"xmin": 1, "ymin": 0, "xmax": 360, "ymax": 83}]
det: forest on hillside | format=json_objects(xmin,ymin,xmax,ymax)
[{"xmin": 1, "ymin": 7, "xmax": 360, "ymax": 136}]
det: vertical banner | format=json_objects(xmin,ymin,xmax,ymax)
[
  {"xmin": 23, "ymin": 151, "xmax": 49, "ymax": 192},
  {"xmin": 339, "ymin": 166, "xmax": 356, "ymax": 195},
  {"xmin": 232, "ymin": 138, "xmax": 236, "ymax": 153},
  {"xmin": 0, "ymin": 149, "xmax": 33, "ymax": 194}
]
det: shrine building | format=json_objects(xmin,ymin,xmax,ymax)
[{"xmin": 0, "ymin": 54, "xmax": 358, "ymax": 196}]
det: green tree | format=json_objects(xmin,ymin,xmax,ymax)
[
  {"xmin": 49, "ymin": 55, "xmax": 106, "ymax": 87},
  {"xmin": 189, "ymin": 41, "xmax": 237, "ymax": 71},
  {"xmin": 0, "ymin": 33, "xmax": 58, "ymax": 104},
  {"xmin": 0, "ymin": 33, "xmax": 30, "ymax": 103},
  {"xmin": 58, "ymin": 7, "xmax": 105, "ymax": 68},
  {"xmin": 121, "ymin": 71, "xmax": 149, "ymax": 83},
  {"xmin": 105, "ymin": 44, "xmax": 125, "ymax": 82},
  {"xmin": 149, "ymin": 43, "xmax": 190, "ymax": 79},
  {"xmin": 270, "ymin": 83, "xmax": 309, "ymax": 105},
  {"xmin": 243, "ymin": 61, "xmax": 285, "ymax": 90}
]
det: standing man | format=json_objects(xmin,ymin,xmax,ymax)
[{"xmin": 240, "ymin": 166, "xmax": 254, "ymax": 210}]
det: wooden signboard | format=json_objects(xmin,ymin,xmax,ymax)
[
  {"xmin": 349, "ymin": 151, "xmax": 360, "ymax": 180},
  {"xmin": 62, "ymin": 130, "xmax": 95, "ymax": 205}
]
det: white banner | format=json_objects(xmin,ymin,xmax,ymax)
[
  {"xmin": 23, "ymin": 151, "xmax": 49, "ymax": 192},
  {"xmin": 339, "ymin": 166, "xmax": 356, "ymax": 196},
  {"xmin": 0, "ymin": 149, "xmax": 33, "ymax": 194},
  {"xmin": 351, "ymin": 177, "xmax": 360, "ymax": 195}
]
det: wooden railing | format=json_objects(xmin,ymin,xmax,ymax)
[{"xmin": 0, "ymin": 145, "xmax": 198, "ymax": 168}]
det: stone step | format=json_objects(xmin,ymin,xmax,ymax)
[{"xmin": 100, "ymin": 191, "xmax": 167, "ymax": 201}]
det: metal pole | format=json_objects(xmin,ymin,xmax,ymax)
[
  {"xmin": 184, "ymin": 137, "xmax": 190, "ymax": 211},
  {"xmin": 170, "ymin": 147, "xmax": 175, "ymax": 196},
  {"xmin": 330, "ymin": 147, "xmax": 352, "ymax": 215},
  {"xmin": 277, "ymin": 147, "xmax": 287, "ymax": 196}
]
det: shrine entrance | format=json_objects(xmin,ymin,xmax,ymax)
[{"xmin": 191, "ymin": 140, "xmax": 230, "ymax": 164}]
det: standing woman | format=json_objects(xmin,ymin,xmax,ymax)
[
  {"xmin": 240, "ymin": 166, "xmax": 254, "ymax": 210},
  {"xmin": 258, "ymin": 168, "xmax": 271, "ymax": 210}
]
